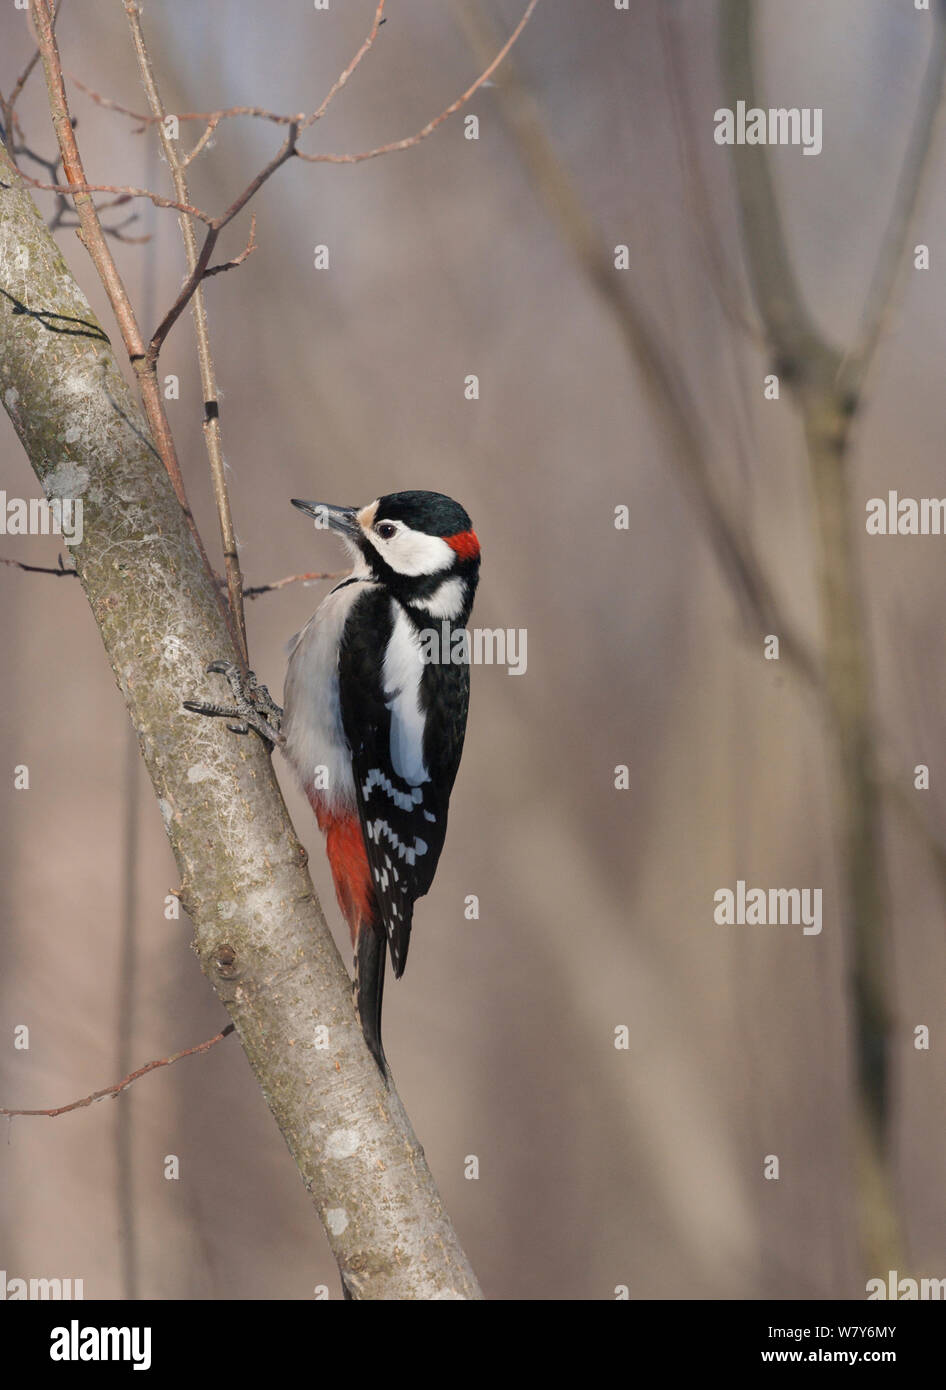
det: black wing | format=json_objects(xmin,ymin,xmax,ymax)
[{"xmin": 338, "ymin": 591, "xmax": 470, "ymax": 977}]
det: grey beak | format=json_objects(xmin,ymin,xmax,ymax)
[{"xmin": 291, "ymin": 500, "xmax": 360, "ymax": 537}]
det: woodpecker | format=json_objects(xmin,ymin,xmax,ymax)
[{"xmin": 185, "ymin": 490, "xmax": 480, "ymax": 1079}]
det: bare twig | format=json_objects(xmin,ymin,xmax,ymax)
[
  {"xmin": 21, "ymin": 0, "xmax": 541, "ymax": 219},
  {"xmin": 0, "ymin": 1026, "xmax": 235, "ymax": 1118},
  {"xmin": 203, "ymin": 213, "xmax": 257, "ymax": 277},
  {"xmin": 67, "ymin": 79, "xmax": 296, "ymax": 128},
  {"xmin": 70, "ymin": 0, "xmax": 386, "ymax": 139},
  {"xmin": 0, "ymin": 552, "xmax": 76, "ymax": 577},
  {"xmin": 296, "ymin": 0, "xmax": 540, "ymax": 164},
  {"xmin": 0, "ymin": 553, "xmax": 344, "ymax": 597},
  {"xmin": 243, "ymin": 569, "xmax": 347, "ymax": 599},
  {"xmin": 145, "ymin": 123, "xmax": 299, "ymax": 367},
  {"xmin": 181, "ymin": 115, "xmax": 220, "ymax": 168},
  {"xmin": 298, "ymin": 0, "xmax": 388, "ymax": 131},
  {"xmin": 17, "ymin": 172, "xmax": 215, "ymax": 222},
  {"xmin": 0, "ymin": 0, "xmax": 60, "ymax": 148},
  {"xmin": 125, "ymin": 0, "xmax": 251, "ymax": 662}
]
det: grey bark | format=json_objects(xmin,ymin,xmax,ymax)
[{"xmin": 0, "ymin": 140, "xmax": 483, "ymax": 1301}]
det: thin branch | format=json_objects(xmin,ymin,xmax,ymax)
[
  {"xmin": 67, "ymin": 73, "xmax": 297, "ymax": 127},
  {"xmin": 125, "ymin": 0, "xmax": 255, "ymax": 665},
  {"xmin": 243, "ymin": 569, "xmax": 347, "ymax": 599},
  {"xmin": 145, "ymin": 123, "xmax": 299, "ymax": 367},
  {"xmin": 203, "ymin": 213, "xmax": 257, "ymax": 277},
  {"xmin": 181, "ymin": 115, "xmax": 220, "ymax": 168},
  {"xmin": 296, "ymin": 0, "xmax": 541, "ymax": 164},
  {"xmin": 6, "ymin": 44, "xmax": 44, "ymax": 115},
  {"xmin": 67, "ymin": 0, "xmax": 386, "ymax": 138},
  {"xmin": 299, "ymin": 0, "xmax": 387, "ymax": 131},
  {"xmin": 0, "ymin": 554, "xmax": 344, "ymax": 597},
  {"xmin": 0, "ymin": 1026, "xmax": 235, "ymax": 1118},
  {"xmin": 17, "ymin": 171, "xmax": 215, "ymax": 223},
  {"xmin": 0, "ymin": 0, "xmax": 61, "ymax": 147},
  {"xmin": 21, "ymin": 0, "xmax": 540, "ymax": 217},
  {"xmin": 0, "ymin": 552, "xmax": 76, "ymax": 577}
]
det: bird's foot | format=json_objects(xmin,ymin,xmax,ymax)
[{"xmin": 183, "ymin": 660, "xmax": 284, "ymax": 746}]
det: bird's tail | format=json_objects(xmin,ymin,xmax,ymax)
[
  {"xmin": 310, "ymin": 797, "xmax": 390, "ymax": 1079},
  {"xmin": 354, "ymin": 923, "xmax": 388, "ymax": 1080}
]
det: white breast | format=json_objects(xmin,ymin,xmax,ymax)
[
  {"xmin": 383, "ymin": 600, "xmax": 429, "ymax": 786},
  {"xmin": 281, "ymin": 580, "xmax": 377, "ymax": 810}
]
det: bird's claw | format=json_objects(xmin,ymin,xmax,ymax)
[{"xmin": 184, "ymin": 660, "xmax": 284, "ymax": 745}]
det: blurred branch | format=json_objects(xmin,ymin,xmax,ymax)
[
  {"xmin": 451, "ymin": 0, "xmax": 819, "ymax": 687},
  {"xmin": 656, "ymin": 5, "xmax": 766, "ymax": 347},
  {"xmin": 0, "ymin": 111, "xmax": 141, "ymax": 241},
  {"xmin": 721, "ymin": 0, "xmax": 946, "ymax": 1275},
  {"xmin": 1, "ymin": 1026, "xmax": 235, "ymax": 1118},
  {"xmin": 455, "ymin": 0, "xmax": 946, "ymax": 896},
  {"xmin": 839, "ymin": 9, "xmax": 946, "ymax": 394},
  {"xmin": 0, "ymin": 140, "xmax": 483, "ymax": 1300},
  {"xmin": 0, "ymin": 0, "xmax": 59, "ymax": 148}
]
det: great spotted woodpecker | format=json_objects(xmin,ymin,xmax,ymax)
[{"xmin": 185, "ymin": 490, "xmax": 480, "ymax": 1078}]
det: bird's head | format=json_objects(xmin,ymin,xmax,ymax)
[{"xmin": 291, "ymin": 489, "xmax": 480, "ymax": 621}]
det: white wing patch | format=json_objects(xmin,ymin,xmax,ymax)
[{"xmin": 382, "ymin": 601, "xmax": 429, "ymax": 785}]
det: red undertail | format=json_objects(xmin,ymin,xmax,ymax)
[{"xmin": 309, "ymin": 795, "xmax": 376, "ymax": 946}]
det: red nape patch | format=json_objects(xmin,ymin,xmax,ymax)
[
  {"xmin": 445, "ymin": 529, "xmax": 480, "ymax": 561},
  {"xmin": 310, "ymin": 798, "xmax": 375, "ymax": 945}
]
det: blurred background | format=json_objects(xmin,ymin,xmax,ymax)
[{"xmin": 1, "ymin": 0, "xmax": 945, "ymax": 1300}]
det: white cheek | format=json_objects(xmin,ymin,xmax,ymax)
[{"xmin": 376, "ymin": 530, "xmax": 454, "ymax": 577}]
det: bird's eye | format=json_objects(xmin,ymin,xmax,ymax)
[{"xmin": 376, "ymin": 522, "xmax": 397, "ymax": 540}]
